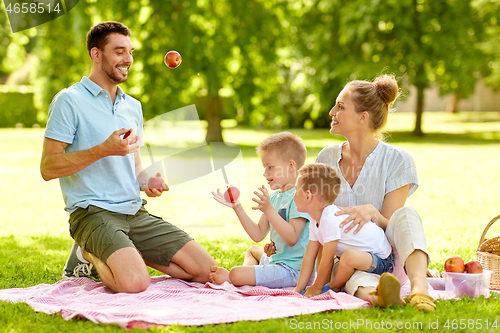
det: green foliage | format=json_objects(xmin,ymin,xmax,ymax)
[
  {"xmin": 288, "ymin": 0, "xmax": 491, "ymax": 133},
  {"xmin": 0, "ymin": 2, "xmax": 13, "ymax": 74},
  {"xmin": 0, "ymin": 88, "xmax": 37, "ymax": 127},
  {"xmin": 1, "ymin": 0, "xmax": 499, "ymax": 138}
]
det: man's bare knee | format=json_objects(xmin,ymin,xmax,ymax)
[{"xmin": 116, "ymin": 272, "xmax": 150, "ymax": 293}]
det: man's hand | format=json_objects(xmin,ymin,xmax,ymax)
[
  {"xmin": 142, "ymin": 172, "xmax": 168, "ymax": 197},
  {"xmin": 99, "ymin": 128, "xmax": 140, "ymax": 156}
]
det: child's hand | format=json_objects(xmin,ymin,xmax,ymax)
[
  {"xmin": 263, "ymin": 242, "xmax": 276, "ymax": 256},
  {"xmin": 252, "ymin": 185, "xmax": 272, "ymax": 213},
  {"xmin": 303, "ymin": 285, "xmax": 323, "ymax": 298},
  {"xmin": 212, "ymin": 188, "xmax": 240, "ymax": 208}
]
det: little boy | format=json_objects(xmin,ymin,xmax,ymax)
[
  {"xmin": 210, "ymin": 132, "xmax": 311, "ymax": 288},
  {"xmin": 292, "ymin": 163, "xmax": 395, "ymax": 298}
]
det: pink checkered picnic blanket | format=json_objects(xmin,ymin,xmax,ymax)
[{"xmin": 0, "ymin": 276, "xmax": 446, "ymax": 328}]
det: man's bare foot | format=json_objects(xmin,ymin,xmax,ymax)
[{"xmin": 209, "ymin": 266, "xmax": 230, "ymax": 284}]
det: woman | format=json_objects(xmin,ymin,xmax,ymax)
[{"xmin": 315, "ymin": 74, "xmax": 435, "ymax": 311}]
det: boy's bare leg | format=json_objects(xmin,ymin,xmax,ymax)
[
  {"xmin": 209, "ymin": 266, "xmax": 231, "ymax": 284},
  {"xmin": 210, "ymin": 245, "xmax": 263, "ymax": 284},
  {"xmin": 329, "ymin": 249, "xmax": 372, "ymax": 292},
  {"xmin": 243, "ymin": 245, "xmax": 264, "ymax": 265},
  {"xmin": 228, "ymin": 266, "xmax": 257, "ymax": 286}
]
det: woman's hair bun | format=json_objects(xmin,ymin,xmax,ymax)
[{"xmin": 373, "ymin": 74, "xmax": 399, "ymax": 105}]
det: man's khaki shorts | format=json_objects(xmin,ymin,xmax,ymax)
[{"xmin": 69, "ymin": 201, "xmax": 193, "ymax": 266}]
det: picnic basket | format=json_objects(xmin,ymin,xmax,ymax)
[{"xmin": 476, "ymin": 214, "xmax": 500, "ymax": 290}]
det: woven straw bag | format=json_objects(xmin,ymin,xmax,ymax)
[{"xmin": 477, "ymin": 214, "xmax": 500, "ymax": 290}]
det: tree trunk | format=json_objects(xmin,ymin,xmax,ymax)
[
  {"xmin": 413, "ymin": 85, "xmax": 425, "ymax": 136},
  {"xmin": 446, "ymin": 92, "xmax": 460, "ymax": 113},
  {"xmin": 205, "ymin": 94, "xmax": 224, "ymax": 142}
]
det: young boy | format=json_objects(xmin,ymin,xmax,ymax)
[
  {"xmin": 210, "ymin": 132, "xmax": 311, "ymax": 288},
  {"xmin": 292, "ymin": 163, "xmax": 395, "ymax": 298}
]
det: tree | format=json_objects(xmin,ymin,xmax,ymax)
[
  {"xmin": 129, "ymin": 0, "xmax": 286, "ymax": 142},
  {"xmin": 476, "ymin": 0, "xmax": 500, "ymax": 91},
  {"xmin": 288, "ymin": 0, "xmax": 491, "ymax": 135}
]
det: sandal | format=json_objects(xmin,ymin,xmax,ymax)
[
  {"xmin": 369, "ymin": 272, "xmax": 406, "ymax": 308},
  {"xmin": 408, "ymin": 292, "xmax": 436, "ymax": 312}
]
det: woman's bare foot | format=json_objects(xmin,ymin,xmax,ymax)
[{"xmin": 209, "ymin": 266, "xmax": 231, "ymax": 284}]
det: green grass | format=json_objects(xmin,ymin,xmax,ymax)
[{"xmin": 1, "ymin": 111, "xmax": 500, "ymax": 332}]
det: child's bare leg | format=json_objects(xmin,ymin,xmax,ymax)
[
  {"xmin": 210, "ymin": 245, "xmax": 263, "ymax": 284},
  {"xmin": 228, "ymin": 266, "xmax": 256, "ymax": 286},
  {"xmin": 329, "ymin": 249, "xmax": 372, "ymax": 292},
  {"xmin": 243, "ymin": 245, "xmax": 264, "ymax": 266},
  {"xmin": 209, "ymin": 266, "xmax": 230, "ymax": 284}
]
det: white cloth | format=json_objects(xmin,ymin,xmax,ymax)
[
  {"xmin": 316, "ymin": 141, "xmax": 418, "ymax": 213},
  {"xmin": 309, "ymin": 204, "xmax": 392, "ymax": 259}
]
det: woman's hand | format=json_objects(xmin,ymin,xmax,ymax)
[{"xmin": 337, "ymin": 204, "xmax": 380, "ymax": 234}]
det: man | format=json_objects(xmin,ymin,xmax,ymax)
[{"xmin": 40, "ymin": 21, "xmax": 216, "ymax": 293}]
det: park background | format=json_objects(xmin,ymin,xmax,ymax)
[{"xmin": 1, "ymin": 0, "xmax": 500, "ymax": 332}]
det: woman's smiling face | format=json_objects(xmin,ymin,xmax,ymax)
[{"xmin": 329, "ymin": 87, "xmax": 360, "ymax": 135}]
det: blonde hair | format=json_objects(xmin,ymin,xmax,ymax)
[
  {"xmin": 297, "ymin": 163, "xmax": 340, "ymax": 204},
  {"xmin": 346, "ymin": 74, "xmax": 399, "ymax": 134},
  {"xmin": 256, "ymin": 132, "xmax": 307, "ymax": 168}
]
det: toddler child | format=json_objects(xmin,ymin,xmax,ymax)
[{"xmin": 292, "ymin": 163, "xmax": 395, "ymax": 298}]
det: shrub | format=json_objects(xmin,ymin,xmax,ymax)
[{"xmin": 0, "ymin": 85, "xmax": 38, "ymax": 127}]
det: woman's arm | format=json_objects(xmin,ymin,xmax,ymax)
[{"xmin": 338, "ymin": 184, "xmax": 410, "ymax": 233}]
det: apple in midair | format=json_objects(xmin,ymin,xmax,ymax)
[{"xmin": 164, "ymin": 51, "xmax": 182, "ymax": 68}]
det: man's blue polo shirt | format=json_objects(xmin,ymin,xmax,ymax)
[{"xmin": 45, "ymin": 76, "xmax": 144, "ymax": 215}]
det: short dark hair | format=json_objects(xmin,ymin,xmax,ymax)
[{"xmin": 86, "ymin": 21, "xmax": 131, "ymax": 56}]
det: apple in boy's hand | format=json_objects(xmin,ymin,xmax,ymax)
[
  {"xmin": 444, "ymin": 256, "xmax": 465, "ymax": 273},
  {"xmin": 148, "ymin": 172, "xmax": 168, "ymax": 191},
  {"xmin": 224, "ymin": 185, "xmax": 240, "ymax": 203},
  {"xmin": 464, "ymin": 260, "xmax": 483, "ymax": 273}
]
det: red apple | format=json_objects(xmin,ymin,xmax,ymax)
[
  {"xmin": 148, "ymin": 172, "xmax": 168, "ymax": 191},
  {"xmin": 164, "ymin": 51, "xmax": 182, "ymax": 68},
  {"xmin": 224, "ymin": 185, "xmax": 240, "ymax": 203},
  {"xmin": 444, "ymin": 256, "xmax": 465, "ymax": 273},
  {"xmin": 464, "ymin": 260, "xmax": 483, "ymax": 273}
]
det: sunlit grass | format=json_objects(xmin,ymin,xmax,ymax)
[{"xmin": 1, "ymin": 111, "xmax": 500, "ymax": 332}]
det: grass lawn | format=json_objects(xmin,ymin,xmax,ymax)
[{"xmin": 1, "ymin": 111, "xmax": 500, "ymax": 332}]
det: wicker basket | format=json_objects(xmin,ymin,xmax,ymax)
[{"xmin": 476, "ymin": 214, "xmax": 500, "ymax": 290}]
